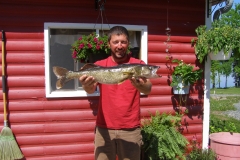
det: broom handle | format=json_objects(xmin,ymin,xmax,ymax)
[{"xmin": 2, "ymin": 30, "xmax": 7, "ymax": 124}]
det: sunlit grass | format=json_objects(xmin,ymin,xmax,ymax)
[
  {"xmin": 210, "ymin": 114, "xmax": 240, "ymax": 133},
  {"xmin": 210, "ymin": 96, "xmax": 240, "ymax": 111},
  {"xmin": 210, "ymin": 88, "xmax": 240, "ymax": 133},
  {"xmin": 210, "ymin": 87, "xmax": 240, "ymax": 94}
]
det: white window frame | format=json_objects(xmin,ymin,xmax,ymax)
[{"xmin": 44, "ymin": 23, "xmax": 148, "ymax": 98}]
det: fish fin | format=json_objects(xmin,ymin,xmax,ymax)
[
  {"xmin": 80, "ymin": 63, "xmax": 100, "ymax": 71},
  {"xmin": 117, "ymin": 72, "xmax": 134, "ymax": 85},
  {"xmin": 122, "ymin": 72, "xmax": 134, "ymax": 77},
  {"xmin": 53, "ymin": 66, "xmax": 70, "ymax": 89},
  {"xmin": 56, "ymin": 78, "xmax": 66, "ymax": 89}
]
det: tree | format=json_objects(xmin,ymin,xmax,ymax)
[
  {"xmin": 221, "ymin": 58, "xmax": 233, "ymax": 88},
  {"xmin": 218, "ymin": 3, "xmax": 240, "ymax": 87},
  {"xmin": 211, "ymin": 60, "xmax": 221, "ymax": 88}
]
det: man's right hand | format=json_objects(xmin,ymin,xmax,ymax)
[{"xmin": 79, "ymin": 75, "xmax": 98, "ymax": 94}]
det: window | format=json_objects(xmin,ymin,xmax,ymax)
[{"xmin": 44, "ymin": 23, "xmax": 148, "ymax": 98}]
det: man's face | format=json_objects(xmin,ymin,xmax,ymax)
[{"xmin": 108, "ymin": 34, "xmax": 129, "ymax": 59}]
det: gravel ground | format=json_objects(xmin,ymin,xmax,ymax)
[{"xmin": 210, "ymin": 94, "xmax": 240, "ymax": 120}]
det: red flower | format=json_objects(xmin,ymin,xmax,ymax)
[
  {"xmin": 88, "ymin": 43, "xmax": 92, "ymax": 48},
  {"xmin": 79, "ymin": 43, "xmax": 84, "ymax": 49},
  {"xmin": 72, "ymin": 51, "xmax": 77, "ymax": 58},
  {"xmin": 94, "ymin": 37, "xmax": 98, "ymax": 43},
  {"xmin": 96, "ymin": 45, "xmax": 100, "ymax": 50}
]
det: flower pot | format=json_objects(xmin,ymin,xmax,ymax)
[
  {"xmin": 209, "ymin": 49, "xmax": 232, "ymax": 61},
  {"xmin": 88, "ymin": 52, "xmax": 109, "ymax": 63},
  {"xmin": 172, "ymin": 82, "xmax": 190, "ymax": 94},
  {"xmin": 210, "ymin": 132, "xmax": 240, "ymax": 160}
]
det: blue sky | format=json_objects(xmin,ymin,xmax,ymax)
[{"xmin": 234, "ymin": 0, "xmax": 240, "ymax": 6}]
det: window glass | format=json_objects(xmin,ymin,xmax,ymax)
[{"xmin": 44, "ymin": 23, "xmax": 147, "ymax": 98}]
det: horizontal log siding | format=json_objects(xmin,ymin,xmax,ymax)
[
  {"xmin": 0, "ymin": 0, "xmax": 205, "ymax": 159},
  {"xmin": 147, "ymin": 35, "xmax": 204, "ymax": 142},
  {"xmin": 0, "ymin": 0, "xmax": 205, "ymax": 35},
  {"xmin": 146, "ymin": 34, "xmax": 203, "ymax": 142}
]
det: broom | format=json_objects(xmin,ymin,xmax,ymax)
[{"xmin": 0, "ymin": 30, "xmax": 24, "ymax": 159}]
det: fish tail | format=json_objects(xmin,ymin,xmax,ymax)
[{"xmin": 53, "ymin": 66, "xmax": 71, "ymax": 89}]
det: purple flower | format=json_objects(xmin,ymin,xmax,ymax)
[
  {"xmin": 72, "ymin": 51, "xmax": 77, "ymax": 58},
  {"xmin": 88, "ymin": 43, "xmax": 92, "ymax": 48},
  {"xmin": 99, "ymin": 40, "xmax": 103, "ymax": 44},
  {"xmin": 79, "ymin": 43, "xmax": 84, "ymax": 49},
  {"xmin": 78, "ymin": 37, "xmax": 82, "ymax": 40}
]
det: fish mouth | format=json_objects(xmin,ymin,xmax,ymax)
[{"xmin": 153, "ymin": 66, "xmax": 161, "ymax": 77}]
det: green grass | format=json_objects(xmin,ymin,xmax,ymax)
[
  {"xmin": 210, "ymin": 96, "xmax": 240, "ymax": 111},
  {"xmin": 210, "ymin": 114, "xmax": 240, "ymax": 133},
  {"xmin": 210, "ymin": 87, "xmax": 240, "ymax": 133},
  {"xmin": 210, "ymin": 87, "xmax": 240, "ymax": 94}
]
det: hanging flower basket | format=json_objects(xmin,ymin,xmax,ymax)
[
  {"xmin": 172, "ymin": 79, "xmax": 190, "ymax": 94},
  {"xmin": 209, "ymin": 49, "xmax": 232, "ymax": 61},
  {"xmin": 70, "ymin": 32, "xmax": 132, "ymax": 63},
  {"xmin": 71, "ymin": 32, "xmax": 110, "ymax": 63},
  {"xmin": 191, "ymin": 20, "xmax": 240, "ymax": 63},
  {"xmin": 170, "ymin": 59, "xmax": 202, "ymax": 95}
]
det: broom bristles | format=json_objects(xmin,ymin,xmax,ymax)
[{"xmin": 0, "ymin": 127, "xmax": 24, "ymax": 160}]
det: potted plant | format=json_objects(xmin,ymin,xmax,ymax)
[
  {"xmin": 70, "ymin": 32, "xmax": 110, "ymax": 63},
  {"xmin": 71, "ymin": 32, "xmax": 131, "ymax": 63},
  {"xmin": 171, "ymin": 59, "xmax": 203, "ymax": 94},
  {"xmin": 141, "ymin": 111, "xmax": 189, "ymax": 160},
  {"xmin": 191, "ymin": 20, "xmax": 240, "ymax": 63}
]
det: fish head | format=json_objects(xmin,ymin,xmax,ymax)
[{"xmin": 139, "ymin": 65, "xmax": 161, "ymax": 78}]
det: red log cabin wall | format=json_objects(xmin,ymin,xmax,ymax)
[{"xmin": 0, "ymin": 0, "xmax": 205, "ymax": 159}]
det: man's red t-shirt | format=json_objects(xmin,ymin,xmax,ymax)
[{"xmin": 95, "ymin": 56, "xmax": 145, "ymax": 129}]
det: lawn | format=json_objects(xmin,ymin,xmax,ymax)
[
  {"xmin": 210, "ymin": 87, "xmax": 240, "ymax": 94},
  {"xmin": 210, "ymin": 87, "xmax": 240, "ymax": 133}
]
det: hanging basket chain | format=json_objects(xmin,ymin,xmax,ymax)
[{"xmin": 93, "ymin": 0, "xmax": 110, "ymax": 36}]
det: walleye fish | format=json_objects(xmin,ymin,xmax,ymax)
[{"xmin": 53, "ymin": 63, "xmax": 160, "ymax": 89}]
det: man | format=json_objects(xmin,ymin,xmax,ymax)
[{"xmin": 79, "ymin": 26, "xmax": 152, "ymax": 160}]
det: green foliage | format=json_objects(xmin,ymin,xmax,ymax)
[
  {"xmin": 170, "ymin": 59, "xmax": 203, "ymax": 87},
  {"xmin": 210, "ymin": 95, "xmax": 240, "ymax": 133},
  {"xmin": 141, "ymin": 111, "xmax": 189, "ymax": 160},
  {"xmin": 217, "ymin": 3, "xmax": 240, "ymax": 86},
  {"xmin": 187, "ymin": 148, "xmax": 216, "ymax": 160},
  {"xmin": 219, "ymin": 3, "xmax": 240, "ymax": 29},
  {"xmin": 71, "ymin": 32, "xmax": 131, "ymax": 61},
  {"xmin": 221, "ymin": 58, "xmax": 233, "ymax": 76},
  {"xmin": 186, "ymin": 139, "xmax": 216, "ymax": 160},
  {"xmin": 210, "ymin": 114, "xmax": 240, "ymax": 133},
  {"xmin": 210, "ymin": 118, "xmax": 237, "ymax": 134},
  {"xmin": 234, "ymin": 65, "xmax": 240, "ymax": 76},
  {"xmin": 191, "ymin": 20, "xmax": 240, "ymax": 63},
  {"xmin": 211, "ymin": 58, "xmax": 234, "ymax": 88},
  {"xmin": 210, "ymin": 60, "xmax": 221, "ymax": 88},
  {"xmin": 71, "ymin": 32, "xmax": 110, "ymax": 61},
  {"xmin": 210, "ymin": 96, "xmax": 240, "ymax": 111}
]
